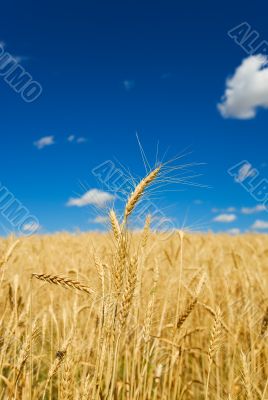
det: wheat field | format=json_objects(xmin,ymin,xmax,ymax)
[{"xmin": 0, "ymin": 168, "xmax": 268, "ymax": 399}]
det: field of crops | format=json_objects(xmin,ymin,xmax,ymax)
[
  {"xmin": 1, "ymin": 229, "xmax": 268, "ymax": 399},
  {"xmin": 1, "ymin": 167, "xmax": 268, "ymax": 399}
]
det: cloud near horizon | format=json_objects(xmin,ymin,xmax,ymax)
[
  {"xmin": 218, "ymin": 55, "xmax": 268, "ymax": 119},
  {"xmin": 241, "ymin": 205, "xmax": 267, "ymax": 214},
  {"xmin": 213, "ymin": 213, "xmax": 237, "ymax": 223},
  {"xmin": 92, "ymin": 215, "xmax": 109, "ymax": 224},
  {"xmin": 227, "ymin": 228, "xmax": 240, "ymax": 235},
  {"xmin": 251, "ymin": 220, "xmax": 268, "ymax": 230},
  {"xmin": 67, "ymin": 189, "xmax": 114, "ymax": 208}
]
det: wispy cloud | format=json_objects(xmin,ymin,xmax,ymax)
[
  {"xmin": 218, "ymin": 55, "xmax": 268, "ymax": 119},
  {"xmin": 211, "ymin": 207, "xmax": 236, "ymax": 213},
  {"xmin": 227, "ymin": 228, "xmax": 240, "ymax": 235},
  {"xmin": 241, "ymin": 205, "xmax": 267, "ymax": 214},
  {"xmin": 34, "ymin": 136, "xmax": 55, "ymax": 149},
  {"xmin": 123, "ymin": 80, "xmax": 135, "ymax": 91},
  {"xmin": 251, "ymin": 220, "xmax": 268, "ymax": 230},
  {"xmin": 213, "ymin": 214, "xmax": 237, "ymax": 223},
  {"xmin": 67, "ymin": 135, "xmax": 75, "ymax": 142},
  {"xmin": 67, "ymin": 135, "xmax": 87, "ymax": 144},
  {"xmin": 92, "ymin": 215, "xmax": 109, "ymax": 224},
  {"xmin": 67, "ymin": 189, "xmax": 114, "ymax": 208}
]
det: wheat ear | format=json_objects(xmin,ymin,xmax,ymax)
[
  {"xmin": 205, "ymin": 307, "xmax": 223, "ymax": 400},
  {"xmin": 141, "ymin": 215, "xmax": 151, "ymax": 248},
  {"xmin": 109, "ymin": 209, "xmax": 121, "ymax": 241},
  {"xmin": 32, "ymin": 273, "xmax": 94, "ymax": 295},
  {"xmin": 124, "ymin": 166, "xmax": 161, "ymax": 221},
  {"xmin": 112, "ymin": 235, "xmax": 127, "ymax": 296},
  {"xmin": 208, "ymin": 307, "xmax": 222, "ymax": 363},
  {"xmin": 241, "ymin": 352, "xmax": 252, "ymax": 400},
  {"xmin": 176, "ymin": 273, "xmax": 206, "ymax": 329},
  {"xmin": 61, "ymin": 351, "xmax": 73, "ymax": 400},
  {"xmin": 176, "ymin": 298, "xmax": 197, "ymax": 329},
  {"xmin": 119, "ymin": 257, "xmax": 138, "ymax": 328}
]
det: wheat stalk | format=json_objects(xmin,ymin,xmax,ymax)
[
  {"xmin": 15, "ymin": 323, "xmax": 39, "ymax": 384},
  {"xmin": 0, "ymin": 240, "xmax": 20, "ymax": 268}
]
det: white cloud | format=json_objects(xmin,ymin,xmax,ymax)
[
  {"xmin": 227, "ymin": 228, "xmax": 240, "ymax": 235},
  {"xmin": 22, "ymin": 222, "xmax": 41, "ymax": 233},
  {"xmin": 92, "ymin": 216, "xmax": 109, "ymax": 224},
  {"xmin": 67, "ymin": 189, "xmax": 114, "ymax": 208},
  {"xmin": 34, "ymin": 136, "xmax": 55, "ymax": 149},
  {"xmin": 67, "ymin": 135, "xmax": 75, "ymax": 142},
  {"xmin": 67, "ymin": 135, "xmax": 87, "ymax": 144},
  {"xmin": 241, "ymin": 205, "xmax": 267, "ymax": 214},
  {"xmin": 251, "ymin": 220, "xmax": 268, "ymax": 230},
  {"xmin": 218, "ymin": 55, "xmax": 268, "ymax": 119},
  {"xmin": 211, "ymin": 207, "xmax": 236, "ymax": 213},
  {"xmin": 213, "ymin": 214, "xmax": 237, "ymax": 223},
  {"xmin": 123, "ymin": 80, "xmax": 135, "ymax": 90}
]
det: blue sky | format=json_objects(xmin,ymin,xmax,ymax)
[{"xmin": 0, "ymin": 0, "xmax": 268, "ymax": 235}]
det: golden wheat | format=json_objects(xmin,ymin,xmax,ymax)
[
  {"xmin": 32, "ymin": 273, "xmax": 94, "ymax": 295},
  {"xmin": 124, "ymin": 166, "xmax": 161, "ymax": 221},
  {"xmin": 0, "ymin": 168, "xmax": 267, "ymax": 399}
]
